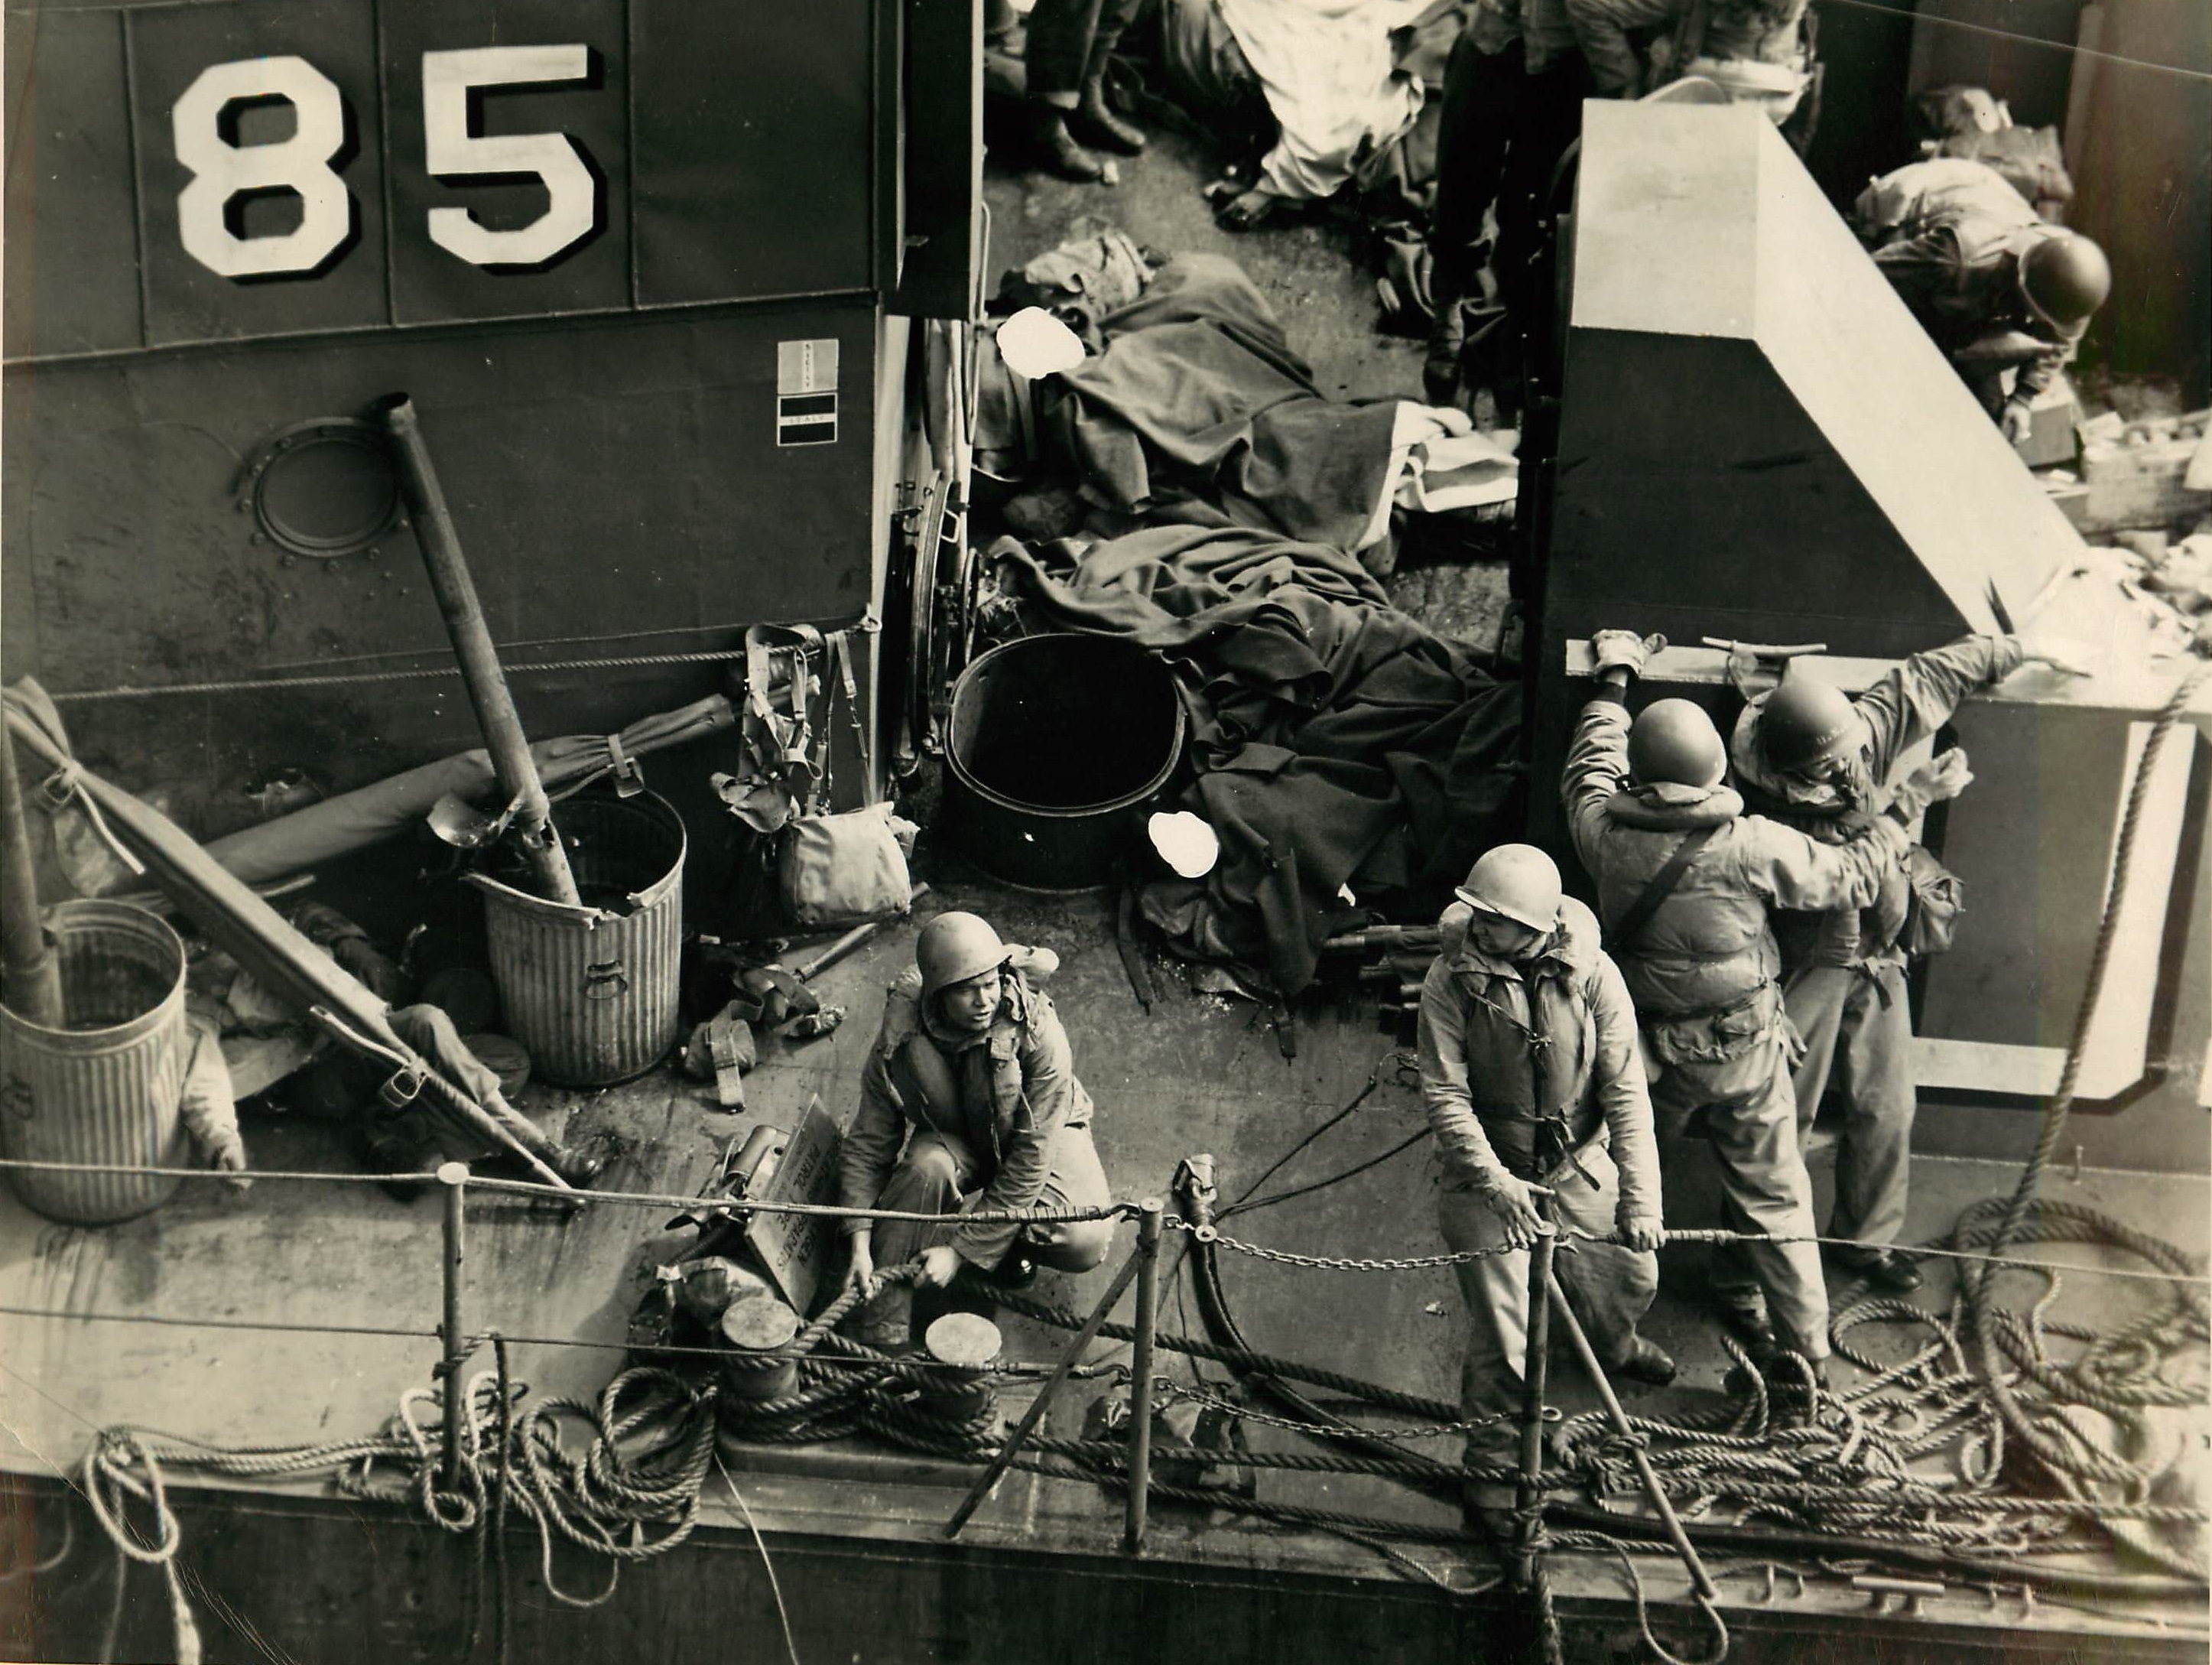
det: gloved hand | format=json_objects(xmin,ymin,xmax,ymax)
[
  {"xmin": 2001, "ymin": 398, "xmax": 2035, "ymax": 445},
  {"xmin": 1891, "ymin": 747, "xmax": 1974, "ymax": 821},
  {"xmin": 1591, "ymin": 629, "xmax": 1666, "ymax": 680},
  {"xmin": 1616, "ymin": 1214, "xmax": 1663, "ymax": 1254},
  {"xmin": 1476, "ymin": 1171, "xmax": 1555, "ymax": 1250}
]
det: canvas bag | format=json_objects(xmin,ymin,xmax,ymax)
[
  {"xmin": 1897, "ymin": 843, "xmax": 1965, "ymax": 960},
  {"xmin": 775, "ymin": 630, "xmax": 917, "ymax": 930}
]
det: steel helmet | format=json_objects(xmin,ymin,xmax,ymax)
[
  {"xmin": 1454, "ymin": 844, "xmax": 1563, "ymax": 932},
  {"xmin": 2019, "ymin": 233, "xmax": 2110, "ymax": 330},
  {"xmin": 1757, "ymin": 678, "xmax": 1865, "ymax": 776},
  {"xmin": 917, "ymin": 912, "xmax": 1010, "ymax": 1001},
  {"xmin": 1627, "ymin": 699, "xmax": 1727, "ymax": 789}
]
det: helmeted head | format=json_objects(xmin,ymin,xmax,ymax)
[
  {"xmin": 1455, "ymin": 844, "xmax": 1562, "ymax": 961},
  {"xmin": 1628, "ymin": 700, "xmax": 1727, "ymax": 790},
  {"xmin": 917, "ymin": 912, "xmax": 1010, "ymax": 1032},
  {"xmin": 1756, "ymin": 678, "xmax": 1868, "ymax": 780},
  {"xmin": 1683, "ymin": 55, "xmax": 1811, "ymax": 127},
  {"xmin": 2019, "ymin": 233, "xmax": 2110, "ymax": 331}
]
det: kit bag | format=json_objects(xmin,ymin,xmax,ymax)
[
  {"xmin": 775, "ymin": 630, "xmax": 916, "ymax": 931},
  {"xmin": 779, "ymin": 802, "xmax": 914, "ymax": 931},
  {"xmin": 1897, "ymin": 844, "xmax": 1965, "ymax": 959}
]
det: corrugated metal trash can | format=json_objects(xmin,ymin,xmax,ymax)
[
  {"xmin": 0, "ymin": 900, "xmax": 190, "ymax": 1225},
  {"xmin": 469, "ymin": 791, "xmax": 686, "ymax": 1088}
]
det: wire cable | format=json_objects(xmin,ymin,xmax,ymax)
[
  {"xmin": 1814, "ymin": 0, "xmax": 2212, "ymax": 84},
  {"xmin": 714, "ymin": 1455, "xmax": 804, "ymax": 1665}
]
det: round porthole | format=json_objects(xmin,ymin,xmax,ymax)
[{"xmin": 235, "ymin": 418, "xmax": 403, "ymax": 558}]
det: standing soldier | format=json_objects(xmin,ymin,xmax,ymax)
[
  {"xmin": 1728, "ymin": 629, "xmax": 2080, "ymax": 1292},
  {"xmin": 1014, "ymin": 0, "xmax": 1148, "ymax": 180},
  {"xmin": 1561, "ymin": 631, "xmax": 1970, "ymax": 1390},
  {"xmin": 1417, "ymin": 843, "xmax": 1671, "ymax": 1531},
  {"xmin": 839, "ymin": 912, "xmax": 1119, "ymax": 1348}
]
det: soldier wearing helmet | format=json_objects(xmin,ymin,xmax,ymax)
[
  {"xmin": 1561, "ymin": 630, "xmax": 1925, "ymax": 1395},
  {"xmin": 1853, "ymin": 156, "xmax": 2112, "ymax": 444},
  {"xmin": 1416, "ymin": 842, "xmax": 1673, "ymax": 1531},
  {"xmin": 837, "ymin": 912, "xmax": 1117, "ymax": 1347},
  {"xmin": 1729, "ymin": 629, "xmax": 2083, "ymax": 1296}
]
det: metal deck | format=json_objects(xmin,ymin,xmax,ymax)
[{"xmin": 2, "ymin": 871, "xmax": 2204, "ymax": 1662}]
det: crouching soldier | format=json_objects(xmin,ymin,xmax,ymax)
[
  {"xmin": 1417, "ymin": 844, "xmax": 1671, "ymax": 1530},
  {"xmin": 840, "ymin": 912, "xmax": 1118, "ymax": 1348}
]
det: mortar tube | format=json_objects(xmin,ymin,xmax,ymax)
[
  {"xmin": 0, "ymin": 721, "xmax": 63, "ymax": 1025},
  {"xmin": 379, "ymin": 395, "xmax": 580, "ymax": 908}
]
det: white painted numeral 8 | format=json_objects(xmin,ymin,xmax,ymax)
[
  {"xmin": 174, "ymin": 56, "xmax": 353, "ymax": 278},
  {"xmin": 424, "ymin": 46, "xmax": 599, "ymax": 268}
]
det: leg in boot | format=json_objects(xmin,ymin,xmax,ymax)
[
  {"xmin": 1424, "ymin": 298, "xmax": 1468, "ymax": 408},
  {"xmin": 1070, "ymin": 0, "xmax": 1146, "ymax": 151},
  {"xmin": 853, "ymin": 1133, "xmax": 972, "ymax": 1346},
  {"xmin": 1025, "ymin": 102, "xmax": 1104, "ymax": 180},
  {"xmin": 1025, "ymin": 0, "xmax": 1109, "ymax": 177},
  {"xmin": 1073, "ymin": 70, "xmax": 1145, "ymax": 153}
]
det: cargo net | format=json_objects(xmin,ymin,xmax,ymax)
[{"xmin": 41, "ymin": 669, "xmax": 2212, "ymax": 1665}]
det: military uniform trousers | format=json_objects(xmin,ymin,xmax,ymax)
[
  {"xmin": 867, "ymin": 1123, "xmax": 1117, "ymax": 1276},
  {"xmin": 1648, "ymin": 1032, "xmax": 1830, "ymax": 1360},
  {"xmin": 1786, "ymin": 961, "xmax": 1915, "ymax": 1257},
  {"xmin": 1437, "ymin": 1140, "xmax": 1657, "ymax": 1506}
]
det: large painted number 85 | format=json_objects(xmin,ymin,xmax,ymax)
[{"xmin": 173, "ymin": 47, "xmax": 599, "ymax": 279}]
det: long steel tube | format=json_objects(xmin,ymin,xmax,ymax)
[
  {"xmin": 1543, "ymin": 1267, "xmax": 1720, "ymax": 1604},
  {"xmin": 381, "ymin": 395, "xmax": 581, "ymax": 908},
  {"xmin": 0, "ymin": 722, "xmax": 63, "ymax": 1026},
  {"xmin": 1124, "ymin": 1198, "xmax": 1164, "ymax": 1553}
]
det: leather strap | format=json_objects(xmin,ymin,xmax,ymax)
[{"xmin": 1608, "ymin": 825, "xmax": 1718, "ymax": 951}]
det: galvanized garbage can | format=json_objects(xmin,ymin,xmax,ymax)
[
  {"xmin": 469, "ymin": 792, "xmax": 685, "ymax": 1088},
  {"xmin": 0, "ymin": 900, "xmax": 190, "ymax": 1225}
]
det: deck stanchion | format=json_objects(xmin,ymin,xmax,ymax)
[
  {"xmin": 1124, "ymin": 1197, "xmax": 1164, "ymax": 1554},
  {"xmin": 437, "ymin": 1162, "xmax": 472, "ymax": 1491},
  {"xmin": 945, "ymin": 1213, "xmax": 1146, "ymax": 1539},
  {"xmin": 1511, "ymin": 1216, "xmax": 1557, "ymax": 1591},
  {"xmin": 1514, "ymin": 1197, "xmax": 1566, "ymax": 1665}
]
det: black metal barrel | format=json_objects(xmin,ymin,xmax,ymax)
[{"xmin": 943, "ymin": 635, "xmax": 1185, "ymax": 891}]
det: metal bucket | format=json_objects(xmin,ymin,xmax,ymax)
[
  {"xmin": 944, "ymin": 634, "xmax": 1186, "ymax": 890},
  {"xmin": 0, "ymin": 901, "xmax": 189, "ymax": 1225},
  {"xmin": 470, "ymin": 792, "xmax": 685, "ymax": 1088}
]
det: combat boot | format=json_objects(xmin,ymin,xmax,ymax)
[
  {"xmin": 1028, "ymin": 104, "xmax": 1104, "ymax": 182},
  {"xmin": 1613, "ymin": 1335, "xmax": 1677, "ymax": 1387},
  {"xmin": 1073, "ymin": 73, "xmax": 1146, "ymax": 154},
  {"xmin": 1423, "ymin": 298, "xmax": 1467, "ymax": 408}
]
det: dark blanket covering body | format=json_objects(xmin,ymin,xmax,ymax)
[
  {"xmin": 1038, "ymin": 255, "xmax": 1406, "ymax": 554},
  {"xmin": 999, "ymin": 527, "xmax": 1522, "ymax": 997}
]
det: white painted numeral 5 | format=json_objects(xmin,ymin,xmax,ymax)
[
  {"xmin": 423, "ymin": 46, "xmax": 599, "ymax": 268},
  {"xmin": 174, "ymin": 56, "xmax": 354, "ymax": 278}
]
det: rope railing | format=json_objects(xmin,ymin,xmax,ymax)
[
  {"xmin": 34, "ymin": 1163, "xmax": 2209, "ymax": 1665},
  {"xmin": 0, "ymin": 1151, "xmax": 2197, "ymax": 1286},
  {"xmin": 0, "ymin": 1154, "xmax": 1135, "ymax": 1227}
]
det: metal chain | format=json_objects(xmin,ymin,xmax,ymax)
[
  {"xmin": 1175, "ymin": 1214, "xmax": 2209, "ymax": 1288},
  {"xmin": 1173, "ymin": 1217, "xmax": 1532, "ymax": 1270}
]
